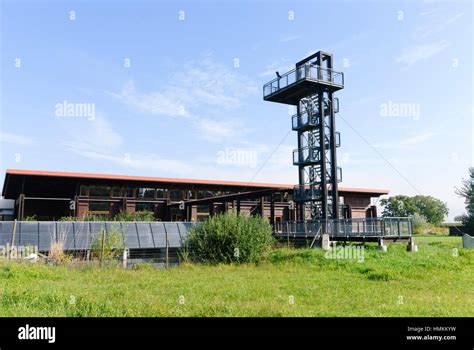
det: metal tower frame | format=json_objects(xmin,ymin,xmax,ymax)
[{"xmin": 263, "ymin": 51, "xmax": 344, "ymax": 222}]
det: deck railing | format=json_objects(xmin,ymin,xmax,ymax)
[{"xmin": 273, "ymin": 217, "xmax": 412, "ymax": 238}]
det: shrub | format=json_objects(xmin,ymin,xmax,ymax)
[
  {"xmin": 114, "ymin": 210, "xmax": 157, "ymax": 221},
  {"xmin": 48, "ymin": 224, "xmax": 71, "ymax": 264},
  {"xmin": 411, "ymin": 213, "xmax": 448, "ymax": 235},
  {"xmin": 60, "ymin": 214, "xmax": 109, "ymax": 221},
  {"xmin": 411, "ymin": 213, "xmax": 428, "ymax": 235},
  {"xmin": 91, "ymin": 227, "xmax": 125, "ymax": 261},
  {"xmin": 186, "ymin": 213, "xmax": 274, "ymax": 264},
  {"xmin": 60, "ymin": 210, "xmax": 158, "ymax": 222}
]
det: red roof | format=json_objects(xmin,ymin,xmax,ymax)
[{"xmin": 4, "ymin": 169, "xmax": 389, "ymax": 195}]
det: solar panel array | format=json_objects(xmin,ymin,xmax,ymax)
[{"xmin": 0, "ymin": 221, "xmax": 195, "ymax": 251}]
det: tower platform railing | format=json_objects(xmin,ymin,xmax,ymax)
[
  {"xmin": 263, "ymin": 64, "xmax": 344, "ymax": 99},
  {"xmin": 291, "ymin": 112, "xmax": 320, "ymax": 131},
  {"xmin": 292, "ymin": 146, "xmax": 321, "ymax": 166}
]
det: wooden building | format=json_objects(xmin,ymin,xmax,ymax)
[{"xmin": 2, "ymin": 169, "xmax": 388, "ymax": 223}]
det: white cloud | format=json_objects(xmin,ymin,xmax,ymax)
[
  {"xmin": 60, "ymin": 111, "xmax": 193, "ymax": 176},
  {"xmin": 397, "ymin": 10, "xmax": 464, "ymax": 70},
  {"xmin": 108, "ymin": 81, "xmax": 189, "ymax": 118},
  {"xmin": 414, "ymin": 11, "xmax": 464, "ymax": 40},
  {"xmin": 395, "ymin": 40, "xmax": 450, "ymax": 69},
  {"xmin": 195, "ymin": 118, "xmax": 240, "ymax": 141},
  {"xmin": 108, "ymin": 56, "xmax": 258, "ymax": 115},
  {"xmin": 0, "ymin": 131, "xmax": 32, "ymax": 146},
  {"xmin": 107, "ymin": 56, "xmax": 257, "ymax": 140},
  {"xmin": 62, "ymin": 113, "xmax": 122, "ymax": 152},
  {"xmin": 420, "ymin": 8, "xmax": 440, "ymax": 17}
]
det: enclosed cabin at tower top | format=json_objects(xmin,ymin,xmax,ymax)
[{"xmin": 263, "ymin": 51, "xmax": 344, "ymax": 105}]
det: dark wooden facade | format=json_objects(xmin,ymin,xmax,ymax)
[{"xmin": 2, "ymin": 169, "xmax": 388, "ymax": 222}]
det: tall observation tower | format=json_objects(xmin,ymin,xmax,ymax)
[{"xmin": 263, "ymin": 51, "xmax": 344, "ymax": 222}]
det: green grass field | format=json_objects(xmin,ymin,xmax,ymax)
[{"xmin": 0, "ymin": 236, "xmax": 472, "ymax": 317}]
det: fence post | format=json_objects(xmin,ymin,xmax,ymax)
[
  {"xmin": 163, "ymin": 223, "xmax": 169, "ymax": 268},
  {"xmin": 9, "ymin": 219, "xmax": 17, "ymax": 261},
  {"xmin": 286, "ymin": 222, "xmax": 289, "ymax": 248},
  {"xmin": 122, "ymin": 248, "xmax": 128, "ymax": 269},
  {"xmin": 398, "ymin": 219, "xmax": 401, "ymax": 238},
  {"xmin": 100, "ymin": 229, "xmax": 106, "ymax": 267}
]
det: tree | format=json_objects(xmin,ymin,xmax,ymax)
[
  {"xmin": 380, "ymin": 195, "xmax": 418, "ymax": 217},
  {"xmin": 455, "ymin": 167, "xmax": 474, "ymax": 230},
  {"xmin": 380, "ymin": 195, "xmax": 448, "ymax": 225},
  {"xmin": 411, "ymin": 195, "xmax": 449, "ymax": 226}
]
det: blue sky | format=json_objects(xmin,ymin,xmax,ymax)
[{"xmin": 0, "ymin": 0, "xmax": 472, "ymax": 221}]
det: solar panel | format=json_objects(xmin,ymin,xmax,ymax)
[
  {"xmin": 18, "ymin": 222, "xmax": 39, "ymax": 247},
  {"xmin": 56, "ymin": 222, "xmax": 75, "ymax": 250},
  {"xmin": 73, "ymin": 222, "xmax": 91, "ymax": 250},
  {"xmin": 150, "ymin": 223, "xmax": 167, "ymax": 248},
  {"xmin": 38, "ymin": 222, "xmax": 54, "ymax": 251},
  {"xmin": 123, "ymin": 223, "xmax": 140, "ymax": 248},
  {"xmin": 135, "ymin": 223, "xmax": 154, "ymax": 248},
  {"xmin": 177, "ymin": 222, "xmax": 192, "ymax": 244},
  {"xmin": 0, "ymin": 222, "xmax": 14, "ymax": 246},
  {"xmin": 0, "ymin": 221, "xmax": 197, "ymax": 252},
  {"xmin": 164, "ymin": 223, "xmax": 181, "ymax": 248}
]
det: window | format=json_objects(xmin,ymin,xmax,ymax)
[
  {"xmin": 125, "ymin": 188, "xmax": 134, "ymax": 198},
  {"xmin": 273, "ymin": 193, "xmax": 283, "ymax": 202},
  {"xmin": 156, "ymin": 188, "xmax": 166, "ymax": 199},
  {"xmin": 197, "ymin": 190, "xmax": 214, "ymax": 199},
  {"xmin": 169, "ymin": 190, "xmax": 184, "ymax": 201},
  {"xmin": 111, "ymin": 187, "xmax": 123, "ymax": 197},
  {"xmin": 197, "ymin": 205, "xmax": 209, "ymax": 213},
  {"xmin": 137, "ymin": 188, "xmax": 155, "ymax": 199},
  {"xmin": 89, "ymin": 186, "xmax": 111, "ymax": 197},
  {"xmin": 196, "ymin": 215, "xmax": 209, "ymax": 222},
  {"xmin": 274, "ymin": 216, "xmax": 283, "ymax": 233},
  {"xmin": 79, "ymin": 185, "xmax": 88, "ymax": 196},
  {"xmin": 89, "ymin": 201, "xmax": 110, "ymax": 212},
  {"xmin": 136, "ymin": 202, "xmax": 154, "ymax": 211}
]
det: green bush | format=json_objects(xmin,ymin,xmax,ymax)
[
  {"xmin": 114, "ymin": 210, "xmax": 157, "ymax": 221},
  {"xmin": 91, "ymin": 227, "xmax": 125, "ymax": 261},
  {"xmin": 60, "ymin": 214, "xmax": 110, "ymax": 221},
  {"xmin": 60, "ymin": 210, "xmax": 158, "ymax": 222},
  {"xmin": 411, "ymin": 213, "xmax": 448, "ymax": 235},
  {"xmin": 186, "ymin": 213, "xmax": 274, "ymax": 264},
  {"xmin": 412, "ymin": 213, "xmax": 428, "ymax": 234}
]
